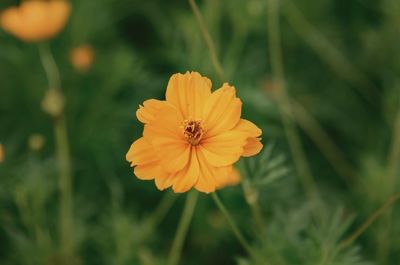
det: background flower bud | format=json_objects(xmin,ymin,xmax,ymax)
[
  {"xmin": 41, "ymin": 89, "xmax": 65, "ymax": 118},
  {"xmin": 28, "ymin": 134, "xmax": 45, "ymax": 151}
]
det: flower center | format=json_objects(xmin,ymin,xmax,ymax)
[{"xmin": 182, "ymin": 119, "xmax": 203, "ymax": 146}]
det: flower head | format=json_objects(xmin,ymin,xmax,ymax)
[
  {"xmin": 70, "ymin": 45, "xmax": 95, "ymax": 72},
  {"xmin": 126, "ymin": 72, "xmax": 263, "ymax": 193},
  {"xmin": 0, "ymin": 0, "xmax": 71, "ymax": 42}
]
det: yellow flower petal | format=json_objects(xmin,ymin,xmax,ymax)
[
  {"xmin": 199, "ymin": 130, "xmax": 248, "ymax": 167},
  {"xmin": 126, "ymin": 137, "xmax": 157, "ymax": 166},
  {"xmin": 154, "ymin": 140, "xmax": 190, "ymax": 173},
  {"xmin": 195, "ymin": 149, "xmax": 232, "ymax": 193},
  {"xmin": 136, "ymin": 99, "xmax": 166, "ymax": 124},
  {"xmin": 172, "ymin": 148, "xmax": 200, "ymax": 193},
  {"xmin": 203, "ymin": 83, "xmax": 242, "ymax": 137},
  {"xmin": 217, "ymin": 167, "xmax": 241, "ymax": 188},
  {"xmin": 17, "ymin": 2, "xmax": 46, "ymax": 40},
  {"xmin": 47, "ymin": 1, "xmax": 71, "ymax": 38},
  {"xmin": 141, "ymin": 104, "xmax": 191, "ymax": 173},
  {"xmin": 126, "ymin": 138, "xmax": 170, "ymax": 183},
  {"xmin": 234, "ymin": 119, "xmax": 262, "ymax": 137},
  {"xmin": 197, "ymin": 146, "xmax": 239, "ymax": 167},
  {"xmin": 1, "ymin": 8, "xmax": 21, "ymax": 37},
  {"xmin": 155, "ymin": 174, "xmax": 176, "ymax": 191},
  {"xmin": 195, "ymin": 148, "xmax": 218, "ymax": 193},
  {"xmin": 242, "ymin": 137, "xmax": 263, "ymax": 157},
  {"xmin": 144, "ymin": 103, "xmax": 184, "ymax": 139},
  {"xmin": 1, "ymin": 0, "xmax": 71, "ymax": 42},
  {"xmin": 134, "ymin": 161, "xmax": 163, "ymax": 180},
  {"xmin": 234, "ymin": 119, "xmax": 263, "ymax": 157},
  {"xmin": 166, "ymin": 72, "xmax": 211, "ymax": 120}
]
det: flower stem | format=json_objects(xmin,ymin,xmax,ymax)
[
  {"xmin": 211, "ymin": 192, "xmax": 254, "ymax": 255},
  {"xmin": 142, "ymin": 192, "xmax": 177, "ymax": 239},
  {"xmin": 377, "ymin": 111, "xmax": 400, "ymax": 263},
  {"xmin": 167, "ymin": 191, "xmax": 198, "ymax": 265},
  {"xmin": 38, "ymin": 43, "xmax": 74, "ymax": 257},
  {"xmin": 267, "ymin": 0, "xmax": 320, "ymax": 202},
  {"xmin": 289, "ymin": 99, "xmax": 357, "ymax": 184},
  {"xmin": 241, "ymin": 166, "xmax": 266, "ymax": 237},
  {"xmin": 282, "ymin": 0, "xmax": 380, "ymax": 108},
  {"xmin": 188, "ymin": 0, "xmax": 224, "ymax": 82},
  {"xmin": 38, "ymin": 43, "xmax": 61, "ymax": 90},
  {"xmin": 54, "ymin": 116, "xmax": 73, "ymax": 255},
  {"xmin": 187, "ymin": 2, "xmax": 258, "ymax": 252},
  {"xmin": 340, "ymin": 192, "xmax": 400, "ymax": 248}
]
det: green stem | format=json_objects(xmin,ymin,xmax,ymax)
[
  {"xmin": 54, "ymin": 116, "xmax": 73, "ymax": 255},
  {"xmin": 289, "ymin": 99, "xmax": 357, "ymax": 184},
  {"xmin": 282, "ymin": 0, "xmax": 380, "ymax": 108},
  {"xmin": 38, "ymin": 43, "xmax": 74, "ymax": 256},
  {"xmin": 188, "ymin": 0, "xmax": 266, "ymax": 245},
  {"xmin": 188, "ymin": 0, "xmax": 224, "ymax": 82},
  {"xmin": 211, "ymin": 192, "xmax": 254, "ymax": 255},
  {"xmin": 142, "ymin": 192, "xmax": 177, "ymax": 239},
  {"xmin": 377, "ymin": 109, "xmax": 400, "ymax": 263},
  {"xmin": 340, "ymin": 192, "xmax": 400, "ymax": 248},
  {"xmin": 267, "ymin": 0, "xmax": 320, "ymax": 202},
  {"xmin": 241, "ymin": 168, "xmax": 266, "ymax": 237},
  {"xmin": 167, "ymin": 192, "xmax": 198, "ymax": 265},
  {"xmin": 244, "ymin": 164, "xmax": 266, "ymax": 230},
  {"xmin": 388, "ymin": 109, "xmax": 400, "ymax": 186},
  {"xmin": 38, "ymin": 43, "xmax": 61, "ymax": 90},
  {"xmin": 248, "ymin": 196, "xmax": 266, "ymax": 238}
]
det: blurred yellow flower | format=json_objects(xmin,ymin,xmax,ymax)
[
  {"xmin": 70, "ymin": 45, "xmax": 95, "ymax": 72},
  {"xmin": 217, "ymin": 167, "xmax": 241, "ymax": 189},
  {"xmin": 0, "ymin": 143, "xmax": 4, "ymax": 163},
  {"xmin": 126, "ymin": 71, "xmax": 263, "ymax": 193},
  {"xmin": 0, "ymin": 0, "xmax": 71, "ymax": 42}
]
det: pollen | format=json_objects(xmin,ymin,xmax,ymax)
[{"xmin": 183, "ymin": 119, "xmax": 203, "ymax": 146}]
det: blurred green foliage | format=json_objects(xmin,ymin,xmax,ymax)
[{"xmin": 0, "ymin": 0, "xmax": 399, "ymax": 264}]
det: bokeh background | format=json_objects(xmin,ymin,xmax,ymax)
[{"xmin": 1, "ymin": 0, "xmax": 400, "ymax": 264}]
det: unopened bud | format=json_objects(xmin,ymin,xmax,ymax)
[
  {"xmin": 28, "ymin": 134, "xmax": 45, "ymax": 151},
  {"xmin": 243, "ymin": 181, "xmax": 259, "ymax": 205},
  {"xmin": 41, "ymin": 89, "xmax": 64, "ymax": 118}
]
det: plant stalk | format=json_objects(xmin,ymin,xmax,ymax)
[
  {"xmin": 39, "ymin": 43, "xmax": 74, "ymax": 257},
  {"xmin": 167, "ymin": 191, "xmax": 198, "ymax": 265},
  {"xmin": 143, "ymin": 192, "xmax": 177, "ymax": 240},
  {"xmin": 188, "ymin": 0, "xmax": 224, "ymax": 82},
  {"xmin": 340, "ymin": 192, "xmax": 400, "ymax": 248},
  {"xmin": 211, "ymin": 192, "xmax": 254, "ymax": 255},
  {"xmin": 267, "ymin": 0, "xmax": 320, "ymax": 202}
]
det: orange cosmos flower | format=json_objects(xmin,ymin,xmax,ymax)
[
  {"xmin": 126, "ymin": 72, "xmax": 263, "ymax": 193},
  {"xmin": 0, "ymin": 0, "xmax": 71, "ymax": 42},
  {"xmin": 70, "ymin": 45, "xmax": 95, "ymax": 72}
]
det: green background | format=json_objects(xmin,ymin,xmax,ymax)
[{"xmin": 0, "ymin": 0, "xmax": 399, "ymax": 264}]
